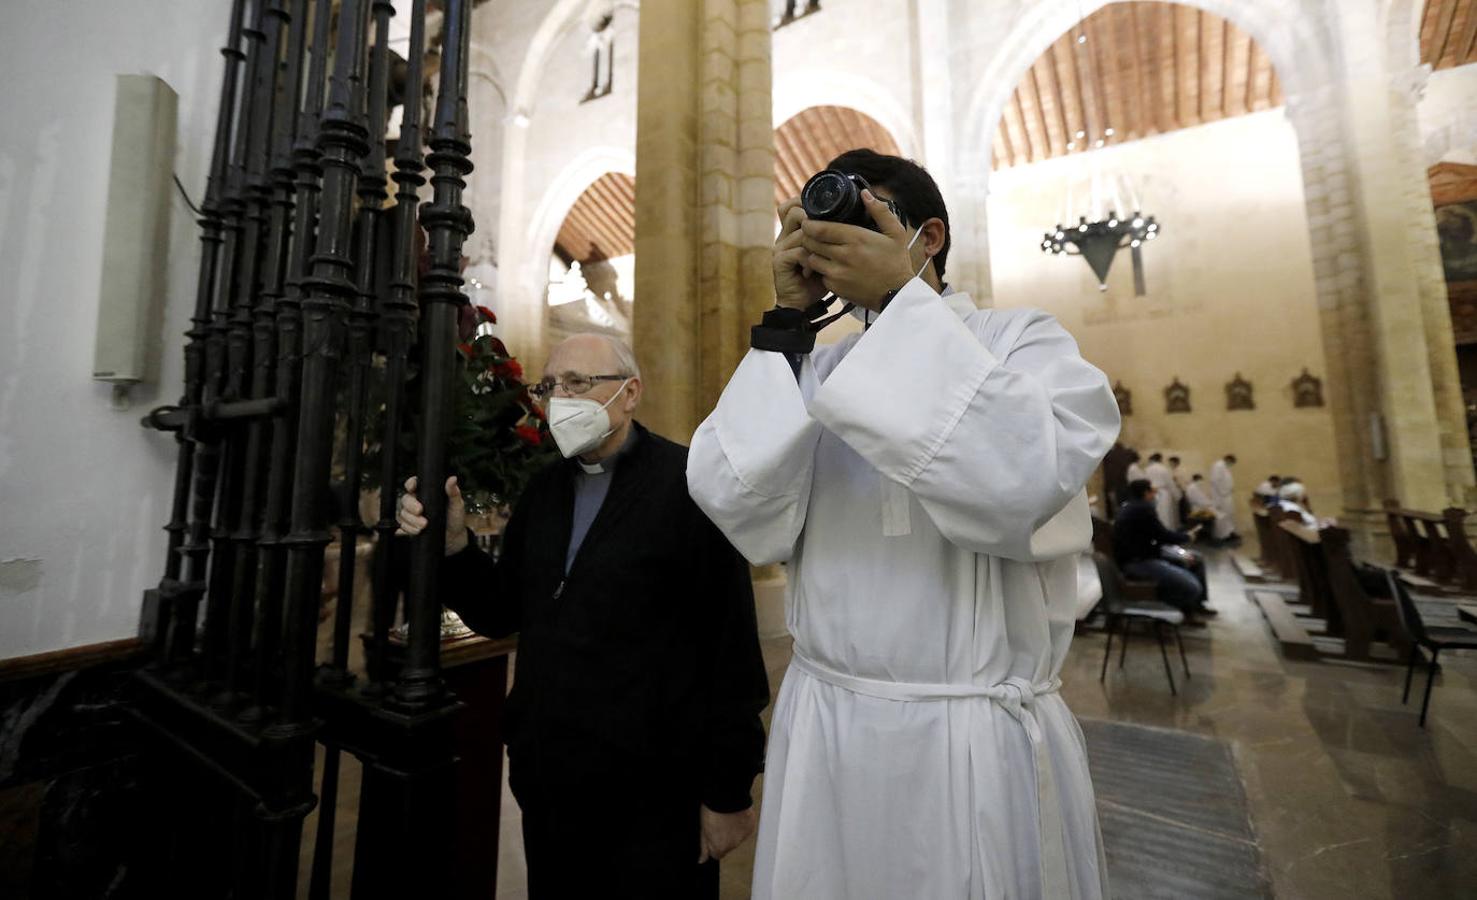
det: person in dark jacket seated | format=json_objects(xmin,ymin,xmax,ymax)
[
  {"xmin": 397, "ymin": 333, "xmax": 769, "ymax": 899},
  {"xmin": 1113, "ymin": 479, "xmax": 1216, "ymax": 622}
]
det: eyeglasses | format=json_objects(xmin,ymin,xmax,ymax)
[{"xmin": 528, "ymin": 373, "xmax": 628, "ymax": 399}]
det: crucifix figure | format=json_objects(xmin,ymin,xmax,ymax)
[{"xmin": 583, "ymin": 0, "xmax": 616, "ymax": 101}]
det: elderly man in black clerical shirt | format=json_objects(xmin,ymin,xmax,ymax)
[
  {"xmin": 1113, "ymin": 479, "xmax": 1215, "ymax": 623},
  {"xmin": 397, "ymin": 333, "xmax": 768, "ymax": 898}
]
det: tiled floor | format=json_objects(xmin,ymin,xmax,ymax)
[{"xmin": 311, "ymin": 552, "xmax": 1477, "ymax": 899}]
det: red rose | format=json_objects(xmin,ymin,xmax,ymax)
[
  {"xmin": 515, "ymin": 424, "xmax": 543, "ymax": 446},
  {"xmin": 476, "ymin": 305, "xmax": 498, "ymax": 324},
  {"xmin": 492, "ymin": 359, "xmax": 525, "ymax": 381},
  {"xmin": 457, "ymin": 342, "xmax": 474, "ymax": 357}
]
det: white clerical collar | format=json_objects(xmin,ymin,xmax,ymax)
[{"xmin": 576, "ymin": 426, "xmax": 639, "ymax": 475}]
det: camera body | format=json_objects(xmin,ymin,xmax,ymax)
[{"xmin": 801, "ymin": 169, "xmax": 902, "ymax": 231}]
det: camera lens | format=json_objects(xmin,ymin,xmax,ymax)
[
  {"xmin": 804, "ymin": 172, "xmax": 848, "ymax": 217},
  {"xmin": 801, "ymin": 170, "xmax": 873, "ymax": 229}
]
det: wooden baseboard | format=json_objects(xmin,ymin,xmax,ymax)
[{"xmin": 0, "ymin": 637, "xmax": 146, "ymax": 684}]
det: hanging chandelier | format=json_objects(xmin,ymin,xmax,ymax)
[
  {"xmin": 1041, "ymin": 209, "xmax": 1159, "ymax": 291},
  {"xmin": 1037, "ymin": 5, "xmax": 1162, "ymax": 293}
]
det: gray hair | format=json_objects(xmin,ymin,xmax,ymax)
[{"xmin": 601, "ymin": 334, "xmax": 641, "ymax": 379}]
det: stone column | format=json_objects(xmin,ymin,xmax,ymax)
[
  {"xmin": 1387, "ymin": 64, "xmax": 1477, "ymax": 507},
  {"xmin": 1332, "ymin": 3, "xmax": 1470, "ymax": 512},
  {"xmin": 632, "ymin": 0, "xmax": 774, "ymax": 442}
]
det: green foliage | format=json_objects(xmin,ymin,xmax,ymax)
[{"xmin": 362, "ymin": 309, "xmax": 556, "ymax": 511}]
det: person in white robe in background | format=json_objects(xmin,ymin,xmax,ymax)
[
  {"xmin": 1125, "ymin": 452, "xmax": 1146, "ymax": 487},
  {"xmin": 1278, "ymin": 478, "xmax": 1319, "ymax": 528},
  {"xmin": 1184, "ymin": 474, "xmax": 1233, "ymax": 540},
  {"xmin": 1144, "ymin": 453, "xmax": 1180, "ymax": 529},
  {"xmin": 1208, "ymin": 455, "xmax": 1237, "ymax": 540},
  {"xmin": 688, "ymin": 150, "xmax": 1117, "ymax": 900}
]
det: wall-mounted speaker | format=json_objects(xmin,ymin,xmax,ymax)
[{"xmin": 92, "ymin": 74, "xmax": 178, "ymax": 386}]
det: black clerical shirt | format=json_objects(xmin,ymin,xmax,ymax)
[{"xmin": 439, "ymin": 421, "xmax": 769, "ymax": 815}]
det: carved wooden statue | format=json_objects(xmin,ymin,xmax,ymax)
[
  {"xmin": 1165, "ymin": 377, "xmax": 1191, "ymax": 414},
  {"xmin": 1292, "ymin": 368, "xmax": 1324, "ymax": 408},
  {"xmin": 1226, "ymin": 373, "xmax": 1254, "ymax": 411},
  {"xmin": 1112, "ymin": 380, "xmax": 1132, "ymax": 416}
]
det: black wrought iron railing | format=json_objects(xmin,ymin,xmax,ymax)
[{"xmin": 133, "ymin": 0, "xmax": 478, "ymax": 896}]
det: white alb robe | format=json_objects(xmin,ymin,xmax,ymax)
[
  {"xmin": 1208, "ymin": 460, "xmax": 1236, "ymax": 539},
  {"xmin": 1184, "ymin": 480, "xmax": 1214, "ymax": 512},
  {"xmin": 1125, "ymin": 461, "xmax": 1147, "ymax": 485},
  {"xmin": 1144, "ymin": 461, "xmax": 1179, "ymax": 529},
  {"xmin": 687, "ymin": 280, "xmax": 1119, "ymax": 899}
]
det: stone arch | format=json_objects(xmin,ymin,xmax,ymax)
[
  {"xmin": 771, "ymin": 69, "xmax": 921, "ymax": 162},
  {"xmin": 493, "ymin": 0, "xmax": 639, "ymax": 371},
  {"xmin": 469, "ymin": 42, "xmax": 509, "ymax": 108},
  {"xmin": 772, "ymin": 105, "xmax": 909, "ymax": 204},
  {"xmin": 960, "ymin": 0, "xmax": 1333, "ymax": 176},
  {"xmin": 952, "ymin": 0, "xmax": 1394, "ymax": 518},
  {"xmin": 524, "ymin": 146, "xmax": 637, "ymax": 303}
]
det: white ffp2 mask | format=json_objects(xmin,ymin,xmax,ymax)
[{"xmin": 546, "ymin": 379, "xmax": 631, "ymax": 459}]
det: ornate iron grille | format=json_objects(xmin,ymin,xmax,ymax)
[{"xmin": 133, "ymin": 0, "xmax": 478, "ymax": 895}]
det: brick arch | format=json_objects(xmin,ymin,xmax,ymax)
[
  {"xmin": 772, "ymin": 106, "xmax": 904, "ymax": 205},
  {"xmin": 525, "ymin": 147, "xmax": 637, "ymax": 296},
  {"xmin": 950, "ymin": 0, "xmax": 1385, "ymax": 517},
  {"xmin": 959, "ymin": 0, "xmax": 1334, "ymax": 177}
]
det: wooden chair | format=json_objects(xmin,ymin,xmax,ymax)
[
  {"xmin": 1252, "ymin": 506, "xmax": 1278, "ymax": 575},
  {"xmin": 1418, "ymin": 515, "xmax": 1457, "ymax": 584},
  {"xmin": 1442, "ymin": 508, "xmax": 1477, "ymax": 592},
  {"xmin": 1385, "ymin": 570, "xmax": 1477, "ymax": 727},
  {"xmin": 1092, "ymin": 552, "xmax": 1190, "ymax": 695},
  {"xmin": 1402, "ymin": 509, "xmax": 1437, "ymax": 577},
  {"xmin": 1279, "ymin": 519, "xmax": 1331, "ymax": 624},
  {"xmin": 1266, "ymin": 508, "xmax": 1306, "ymax": 591},
  {"xmin": 1319, "ymin": 526, "xmax": 1404, "ymax": 662},
  {"xmin": 1384, "ymin": 499, "xmax": 1416, "ymax": 570}
]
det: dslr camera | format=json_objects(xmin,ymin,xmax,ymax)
[{"xmin": 800, "ymin": 170, "xmax": 904, "ymax": 231}]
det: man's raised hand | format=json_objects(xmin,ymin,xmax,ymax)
[
  {"xmin": 799, "ymin": 189, "xmax": 916, "ymax": 311},
  {"xmin": 772, "ymin": 197, "xmax": 829, "ymax": 310},
  {"xmin": 396, "ymin": 475, "xmax": 468, "ymax": 556}
]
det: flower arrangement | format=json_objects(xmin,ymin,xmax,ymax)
[
  {"xmin": 449, "ymin": 305, "xmax": 558, "ymax": 508},
  {"xmin": 362, "ymin": 304, "xmax": 557, "ymax": 513}
]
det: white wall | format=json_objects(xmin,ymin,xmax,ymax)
[
  {"xmin": 988, "ymin": 111, "xmax": 1344, "ymax": 534},
  {"xmin": 0, "ymin": 0, "xmax": 227, "ymax": 657},
  {"xmin": 1418, "ymin": 62, "xmax": 1477, "ymax": 165}
]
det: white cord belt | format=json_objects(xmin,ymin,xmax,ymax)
[{"xmin": 789, "ymin": 650, "xmax": 1071, "ymax": 899}]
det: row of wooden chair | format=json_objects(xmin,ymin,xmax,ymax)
[
  {"xmin": 1382, "ymin": 501, "xmax": 1477, "ymax": 592},
  {"xmin": 1253, "ymin": 506, "xmax": 1406, "ymax": 663}
]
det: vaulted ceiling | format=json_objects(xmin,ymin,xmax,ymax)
[
  {"xmin": 773, "ymin": 106, "xmax": 902, "ymax": 205},
  {"xmin": 1422, "ymin": 0, "xmax": 1477, "ymax": 69},
  {"xmin": 992, "ymin": 2, "xmax": 1281, "ymax": 170},
  {"xmin": 554, "ymin": 172, "xmax": 635, "ymax": 263},
  {"xmin": 550, "ymin": 1, "xmax": 1477, "ymax": 259}
]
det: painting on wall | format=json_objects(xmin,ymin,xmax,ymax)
[{"xmin": 1436, "ymin": 199, "xmax": 1477, "ymax": 284}]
